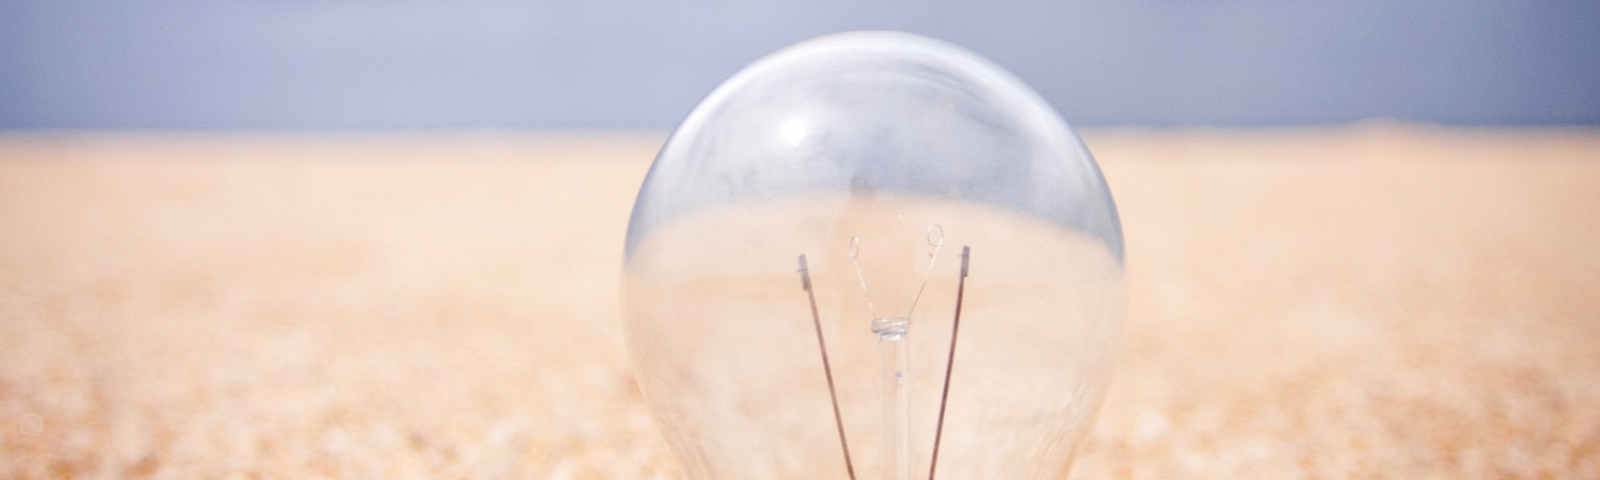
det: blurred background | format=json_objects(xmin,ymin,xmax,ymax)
[
  {"xmin": 4, "ymin": 1, "xmax": 1600, "ymax": 479},
  {"xmin": 2, "ymin": 0, "xmax": 1597, "ymax": 129}
]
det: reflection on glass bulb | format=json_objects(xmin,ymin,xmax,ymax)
[{"xmin": 622, "ymin": 31, "xmax": 1124, "ymax": 480}]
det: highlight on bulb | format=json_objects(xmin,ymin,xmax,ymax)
[{"xmin": 621, "ymin": 31, "xmax": 1125, "ymax": 480}]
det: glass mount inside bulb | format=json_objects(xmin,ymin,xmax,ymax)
[{"xmin": 800, "ymin": 223, "xmax": 967, "ymax": 480}]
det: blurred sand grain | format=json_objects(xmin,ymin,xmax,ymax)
[{"xmin": 1, "ymin": 126, "xmax": 1598, "ymax": 479}]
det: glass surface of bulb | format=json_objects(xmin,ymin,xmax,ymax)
[{"xmin": 623, "ymin": 32, "xmax": 1124, "ymax": 480}]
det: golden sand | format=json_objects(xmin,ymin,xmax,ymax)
[{"xmin": 1, "ymin": 125, "xmax": 1596, "ymax": 479}]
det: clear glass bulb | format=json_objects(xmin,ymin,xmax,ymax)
[{"xmin": 622, "ymin": 31, "xmax": 1124, "ymax": 480}]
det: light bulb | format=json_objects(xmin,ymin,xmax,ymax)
[{"xmin": 622, "ymin": 32, "xmax": 1124, "ymax": 480}]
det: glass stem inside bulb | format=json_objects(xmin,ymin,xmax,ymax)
[{"xmin": 872, "ymin": 316, "xmax": 912, "ymax": 480}]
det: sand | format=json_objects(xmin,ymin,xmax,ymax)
[{"xmin": 1, "ymin": 124, "xmax": 1597, "ymax": 479}]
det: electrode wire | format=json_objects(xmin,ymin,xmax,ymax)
[
  {"xmin": 798, "ymin": 254, "xmax": 858, "ymax": 480},
  {"xmin": 927, "ymin": 245, "xmax": 970, "ymax": 480}
]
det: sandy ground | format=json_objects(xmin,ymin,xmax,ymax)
[{"xmin": 1, "ymin": 124, "xmax": 1597, "ymax": 479}]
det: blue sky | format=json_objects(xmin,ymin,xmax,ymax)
[{"xmin": 2, "ymin": 0, "xmax": 1596, "ymax": 129}]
